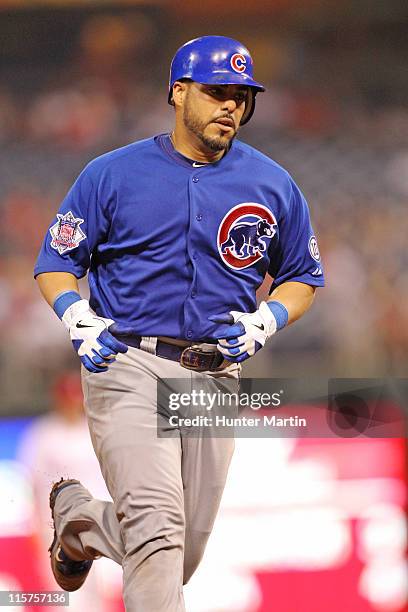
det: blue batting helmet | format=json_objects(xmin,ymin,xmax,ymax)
[{"xmin": 168, "ymin": 35, "xmax": 265, "ymax": 125}]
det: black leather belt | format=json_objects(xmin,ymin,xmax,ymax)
[{"xmin": 110, "ymin": 332, "xmax": 226, "ymax": 372}]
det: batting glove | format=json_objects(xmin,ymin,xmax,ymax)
[
  {"xmin": 209, "ymin": 301, "xmax": 287, "ymax": 363},
  {"xmin": 61, "ymin": 299, "xmax": 128, "ymax": 373}
]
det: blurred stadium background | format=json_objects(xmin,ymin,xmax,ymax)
[{"xmin": 0, "ymin": 1, "xmax": 407, "ymax": 610}]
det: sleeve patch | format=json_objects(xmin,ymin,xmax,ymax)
[
  {"xmin": 49, "ymin": 211, "xmax": 86, "ymax": 254},
  {"xmin": 308, "ymin": 235, "xmax": 321, "ymax": 262}
]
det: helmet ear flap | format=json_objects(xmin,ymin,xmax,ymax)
[{"xmin": 240, "ymin": 89, "xmax": 256, "ymax": 126}]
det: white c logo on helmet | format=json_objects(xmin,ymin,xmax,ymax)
[{"xmin": 230, "ymin": 53, "xmax": 247, "ymax": 73}]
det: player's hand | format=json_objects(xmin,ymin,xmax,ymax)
[
  {"xmin": 209, "ymin": 301, "xmax": 277, "ymax": 363},
  {"xmin": 62, "ymin": 300, "xmax": 128, "ymax": 373}
]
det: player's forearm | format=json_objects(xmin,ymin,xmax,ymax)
[
  {"xmin": 268, "ymin": 281, "xmax": 316, "ymax": 325},
  {"xmin": 36, "ymin": 272, "xmax": 80, "ymax": 308},
  {"xmin": 36, "ymin": 272, "xmax": 127, "ymax": 373}
]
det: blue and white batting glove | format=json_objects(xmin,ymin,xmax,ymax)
[
  {"xmin": 209, "ymin": 301, "xmax": 288, "ymax": 363},
  {"xmin": 54, "ymin": 292, "xmax": 128, "ymax": 373}
]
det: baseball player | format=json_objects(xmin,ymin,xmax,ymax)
[{"xmin": 34, "ymin": 36, "xmax": 324, "ymax": 611}]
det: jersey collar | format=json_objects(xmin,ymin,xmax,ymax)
[{"xmin": 156, "ymin": 133, "xmax": 233, "ymax": 169}]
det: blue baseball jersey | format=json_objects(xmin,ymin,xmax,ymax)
[{"xmin": 34, "ymin": 134, "xmax": 324, "ymax": 341}]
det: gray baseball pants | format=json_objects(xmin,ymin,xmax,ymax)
[{"xmin": 52, "ymin": 346, "xmax": 238, "ymax": 611}]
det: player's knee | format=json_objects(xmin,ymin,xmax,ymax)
[{"xmin": 119, "ymin": 508, "xmax": 185, "ymax": 556}]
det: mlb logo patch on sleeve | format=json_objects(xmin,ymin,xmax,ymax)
[{"xmin": 49, "ymin": 211, "xmax": 86, "ymax": 254}]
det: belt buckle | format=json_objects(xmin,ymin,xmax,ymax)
[{"xmin": 180, "ymin": 346, "xmax": 222, "ymax": 372}]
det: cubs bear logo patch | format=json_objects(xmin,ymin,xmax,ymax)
[
  {"xmin": 217, "ymin": 203, "xmax": 277, "ymax": 270},
  {"xmin": 49, "ymin": 211, "xmax": 86, "ymax": 255}
]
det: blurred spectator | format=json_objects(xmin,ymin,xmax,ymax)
[
  {"xmin": 0, "ymin": 88, "xmax": 19, "ymax": 142},
  {"xmin": 28, "ymin": 81, "xmax": 120, "ymax": 150}
]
